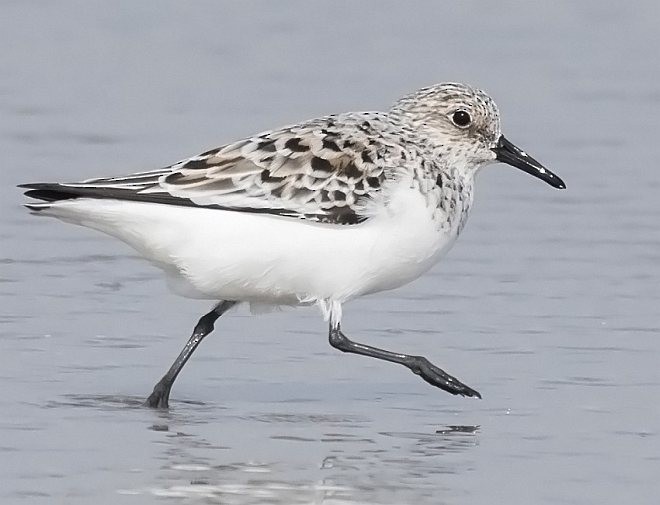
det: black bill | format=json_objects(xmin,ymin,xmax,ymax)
[{"xmin": 493, "ymin": 135, "xmax": 565, "ymax": 189}]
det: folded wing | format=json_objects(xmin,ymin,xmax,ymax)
[{"xmin": 22, "ymin": 114, "xmax": 393, "ymax": 225}]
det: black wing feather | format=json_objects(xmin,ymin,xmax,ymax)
[{"xmin": 18, "ymin": 182, "xmax": 300, "ymax": 218}]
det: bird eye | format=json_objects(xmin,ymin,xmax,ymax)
[{"xmin": 451, "ymin": 110, "xmax": 471, "ymax": 128}]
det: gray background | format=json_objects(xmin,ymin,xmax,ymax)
[{"xmin": 1, "ymin": 1, "xmax": 658, "ymax": 504}]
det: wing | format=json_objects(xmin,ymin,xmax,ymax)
[{"xmin": 22, "ymin": 114, "xmax": 396, "ymax": 225}]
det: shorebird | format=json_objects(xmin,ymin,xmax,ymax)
[{"xmin": 20, "ymin": 82, "xmax": 565, "ymax": 408}]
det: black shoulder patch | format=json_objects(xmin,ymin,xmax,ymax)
[
  {"xmin": 260, "ymin": 169, "xmax": 286, "ymax": 183},
  {"xmin": 285, "ymin": 137, "xmax": 308, "ymax": 152},
  {"xmin": 322, "ymin": 139, "xmax": 341, "ymax": 152},
  {"xmin": 311, "ymin": 156, "xmax": 333, "ymax": 172},
  {"xmin": 341, "ymin": 161, "xmax": 362, "ymax": 179},
  {"xmin": 366, "ymin": 176, "xmax": 381, "ymax": 188}
]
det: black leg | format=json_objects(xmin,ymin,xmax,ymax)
[
  {"xmin": 144, "ymin": 300, "xmax": 236, "ymax": 409},
  {"xmin": 328, "ymin": 323, "xmax": 481, "ymax": 398}
]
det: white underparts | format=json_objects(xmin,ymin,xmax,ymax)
[
  {"xmin": 316, "ymin": 299, "xmax": 343, "ymax": 328},
  {"xmin": 30, "ymin": 179, "xmax": 466, "ymax": 313}
]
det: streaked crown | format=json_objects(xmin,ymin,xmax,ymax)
[{"xmin": 391, "ymin": 82, "xmax": 502, "ymax": 169}]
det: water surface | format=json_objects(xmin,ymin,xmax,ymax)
[{"xmin": 1, "ymin": 1, "xmax": 659, "ymax": 503}]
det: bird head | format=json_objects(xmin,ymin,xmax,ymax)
[{"xmin": 391, "ymin": 82, "xmax": 565, "ymax": 189}]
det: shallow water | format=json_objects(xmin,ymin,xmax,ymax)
[{"xmin": 1, "ymin": 1, "xmax": 659, "ymax": 503}]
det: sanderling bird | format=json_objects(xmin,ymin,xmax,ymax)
[{"xmin": 20, "ymin": 82, "xmax": 565, "ymax": 408}]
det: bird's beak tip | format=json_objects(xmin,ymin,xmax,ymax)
[{"xmin": 493, "ymin": 135, "xmax": 565, "ymax": 190}]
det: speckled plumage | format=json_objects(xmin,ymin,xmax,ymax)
[
  {"xmin": 20, "ymin": 82, "xmax": 565, "ymax": 405},
  {"xmin": 28, "ymin": 83, "xmax": 501, "ymax": 232}
]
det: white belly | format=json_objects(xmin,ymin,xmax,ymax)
[{"xmin": 38, "ymin": 185, "xmax": 464, "ymax": 304}]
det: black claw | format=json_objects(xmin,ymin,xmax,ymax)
[
  {"xmin": 458, "ymin": 385, "xmax": 482, "ymax": 399},
  {"xmin": 441, "ymin": 377, "xmax": 481, "ymax": 398},
  {"xmin": 412, "ymin": 357, "xmax": 481, "ymax": 398},
  {"xmin": 421, "ymin": 373, "xmax": 481, "ymax": 398}
]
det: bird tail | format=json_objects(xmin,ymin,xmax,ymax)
[{"xmin": 19, "ymin": 183, "xmax": 84, "ymax": 211}]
